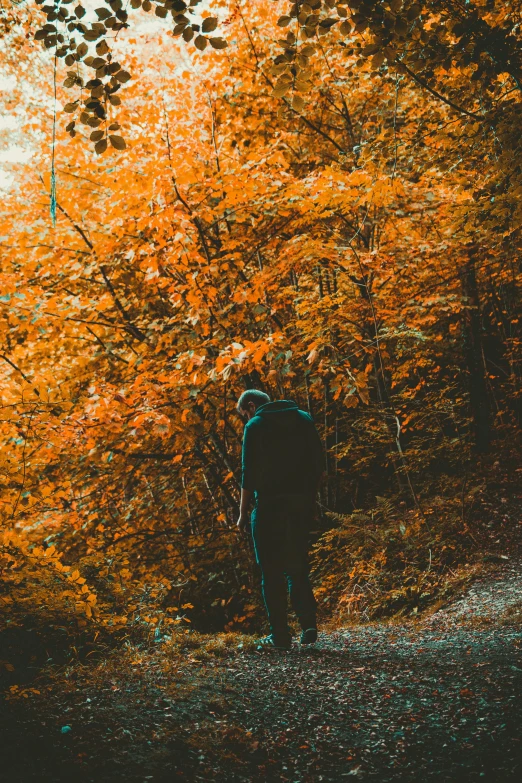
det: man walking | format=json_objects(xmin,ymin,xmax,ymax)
[{"xmin": 236, "ymin": 389, "xmax": 324, "ymax": 650}]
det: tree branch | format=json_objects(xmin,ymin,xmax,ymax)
[{"xmin": 398, "ymin": 60, "xmax": 482, "ymax": 120}]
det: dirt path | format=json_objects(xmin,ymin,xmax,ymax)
[{"xmin": 2, "ymin": 563, "xmax": 521, "ymax": 782}]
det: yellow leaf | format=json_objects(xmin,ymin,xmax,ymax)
[{"xmin": 273, "ymin": 83, "xmax": 291, "ymax": 98}]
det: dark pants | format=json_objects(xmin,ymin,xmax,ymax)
[{"xmin": 251, "ymin": 493, "xmax": 317, "ymax": 640}]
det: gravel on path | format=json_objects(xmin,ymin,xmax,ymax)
[{"xmin": 1, "ymin": 562, "xmax": 521, "ymax": 782}]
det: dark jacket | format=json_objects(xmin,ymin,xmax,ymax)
[{"xmin": 241, "ymin": 400, "xmax": 324, "ymax": 496}]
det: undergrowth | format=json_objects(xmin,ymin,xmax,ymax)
[
  {"xmin": 1, "ymin": 457, "xmax": 519, "ymax": 698},
  {"xmin": 311, "ymin": 466, "xmax": 521, "ymax": 624}
]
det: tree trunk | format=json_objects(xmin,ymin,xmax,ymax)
[{"xmin": 460, "ymin": 252, "xmax": 491, "ymax": 452}]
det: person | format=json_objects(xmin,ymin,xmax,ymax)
[{"xmin": 236, "ymin": 389, "xmax": 324, "ymax": 650}]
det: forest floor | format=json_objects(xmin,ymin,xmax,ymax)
[{"xmin": 1, "ymin": 560, "xmax": 521, "ymax": 783}]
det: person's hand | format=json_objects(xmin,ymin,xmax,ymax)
[{"xmin": 236, "ymin": 515, "xmax": 249, "ymax": 533}]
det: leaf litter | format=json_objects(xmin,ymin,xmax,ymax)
[{"xmin": 1, "ymin": 562, "xmax": 521, "ymax": 782}]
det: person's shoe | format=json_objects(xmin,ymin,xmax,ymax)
[
  {"xmin": 300, "ymin": 627, "xmax": 318, "ymax": 645},
  {"xmin": 256, "ymin": 634, "xmax": 292, "ymax": 651}
]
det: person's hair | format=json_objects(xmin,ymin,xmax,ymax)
[{"xmin": 236, "ymin": 389, "xmax": 270, "ymax": 413}]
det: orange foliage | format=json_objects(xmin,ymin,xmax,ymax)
[{"xmin": 0, "ymin": 1, "xmax": 521, "ymax": 632}]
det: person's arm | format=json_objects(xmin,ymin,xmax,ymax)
[
  {"xmin": 237, "ymin": 488, "xmax": 253, "ymax": 532},
  {"xmin": 237, "ymin": 421, "xmax": 256, "ymax": 532}
]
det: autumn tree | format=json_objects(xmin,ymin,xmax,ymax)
[{"xmin": 0, "ymin": 0, "xmax": 520, "ymax": 631}]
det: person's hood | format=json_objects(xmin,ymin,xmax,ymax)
[
  {"xmin": 253, "ymin": 400, "xmax": 303, "ymax": 432},
  {"xmin": 256, "ymin": 400, "xmax": 299, "ymax": 416}
]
